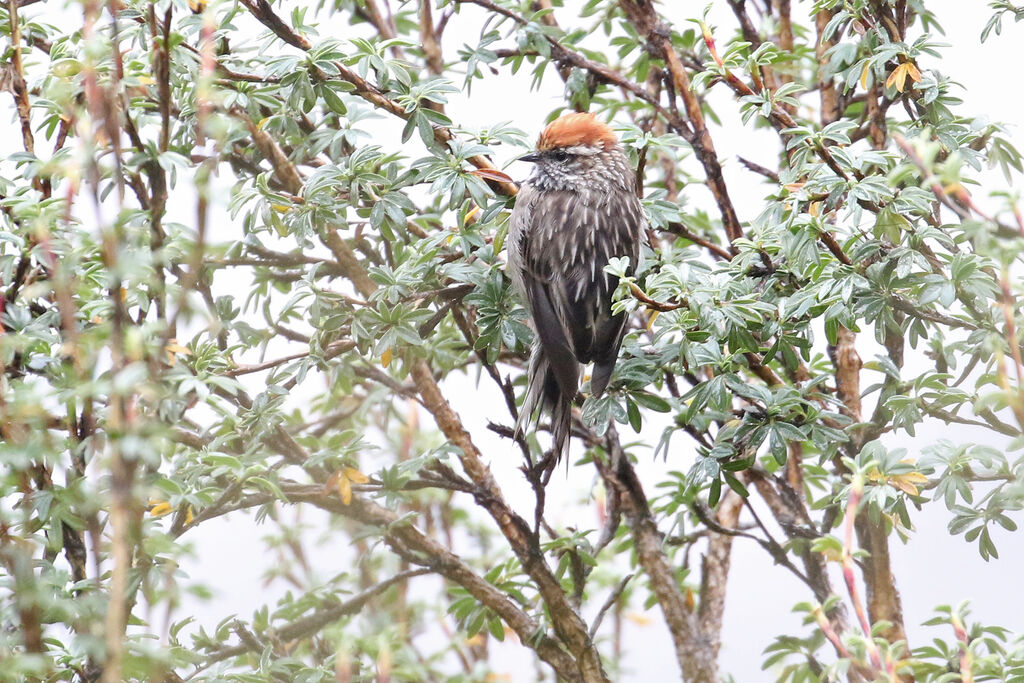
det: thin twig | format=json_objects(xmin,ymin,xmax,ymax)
[{"xmin": 588, "ymin": 574, "xmax": 634, "ymax": 639}]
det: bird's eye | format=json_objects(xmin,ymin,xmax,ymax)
[{"xmin": 550, "ymin": 150, "xmax": 570, "ymax": 162}]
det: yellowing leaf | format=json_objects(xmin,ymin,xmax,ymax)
[
  {"xmin": 889, "ymin": 471, "xmax": 928, "ymax": 497},
  {"xmin": 165, "ymin": 339, "xmax": 191, "ymax": 364},
  {"xmin": 337, "ymin": 474, "xmax": 352, "ymax": 505},
  {"xmin": 885, "ymin": 63, "xmax": 905, "ymax": 91},
  {"xmin": 646, "ymin": 310, "xmax": 660, "ymax": 330},
  {"xmin": 905, "ymin": 62, "xmax": 922, "ymax": 84},
  {"xmin": 809, "ymin": 201, "xmax": 822, "ymax": 217},
  {"xmin": 185, "ymin": 506, "xmax": 195, "ymax": 525},
  {"xmin": 860, "ymin": 62, "xmax": 871, "ymax": 89},
  {"xmin": 625, "ymin": 612, "xmax": 652, "ymax": 627},
  {"xmin": 344, "ymin": 467, "xmax": 370, "ymax": 484},
  {"xmin": 885, "ymin": 62, "xmax": 921, "ymax": 93},
  {"xmin": 165, "ymin": 340, "xmax": 191, "ymax": 356},
  {"xmin": 271, "ymin": 203, "xmax": 291, "ymax": 213},
  {"xmin": 150, "ymin": 501, "xmax": 173, "ymax": 517},
  {"xmin": 381, "ymin": 348, "xmax": 393, "ymax": 367},
  {"xmin": 867, "ymin": 462, "xmax": 929, "ymax": 497}
]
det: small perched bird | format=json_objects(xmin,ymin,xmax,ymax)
[{"xmin": 508, "ymin": 112, "xmax": 646, "ymax": 461}]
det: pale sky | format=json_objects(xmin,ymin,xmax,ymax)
[{"xmin": 3, "ymin": 1, "xmax": 1023, "ymax": 681}]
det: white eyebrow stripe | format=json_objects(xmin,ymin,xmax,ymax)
[{"xmin": 559, "ymin": 145, "xmax": 601, "ymax": 156}]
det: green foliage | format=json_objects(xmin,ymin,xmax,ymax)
[{"xmin": 2, "ymin": 0, "xmax": 1023, "ymax": 681}]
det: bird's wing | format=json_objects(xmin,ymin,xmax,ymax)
[
  {"xmin": 515, "ymin": 185, "xmax": 645, "ymax": 367},
  {"xmin": 512, "ymin": 187, "xmax": 581, "ymax": 402},
  {"xmin": 583, "ymin": 187, "xmax": 645, "ymax": 395}
]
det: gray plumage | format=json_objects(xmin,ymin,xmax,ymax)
[{"xmin": 508, "ymin": 125, "xmax": 646, "ymax": 462}]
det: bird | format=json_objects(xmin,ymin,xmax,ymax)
[{"xmin": 508, "ymin": 112, "xmax": 647, "ymax": 462}]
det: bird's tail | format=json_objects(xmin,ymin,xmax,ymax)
[{"xmin": 515, "ymin": 343, "xmax": 576, "ymax": 462}]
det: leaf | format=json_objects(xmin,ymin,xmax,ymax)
[
  {"xmin": 632, "ymin": 392, "xmax": 671, "ymax": 412},
  {"xmin": 149, "ymin": 500, "xmax": 173, "ymax": 517},
  {"xmin": 873, "ymin": 206, "xmax": 911, "ymax": 243},
  {"xmin": 885, "ymin": 61, "xmax": 922, "ymax": 93},
  {"xmin": 723, "ymin": 472, "xmax": 749, "ymax": 498},
  {"xmin": 646, "ymin": 309, "xmax": 660, "ymax": 329},
  {"xmin": 321, "ymin": 85, "xmax": 347, "ymax": 114},
  {"xmin": 344, "ymin": 467, "xmax": 370, "ymax": 484},
  {"xmin": 164, "ymin": 339, "xmax": 192, "ymax": 365},
  {"xmin": 488, "ymin": 616, "xmax": 506, "ymax": 642},
  {"xmin": 889, "ymin": 470, "xmax": 928, "ymax": 496},
  {"xmin": 470, "ymin": 168, "xmax": 514, "ymax": 184},
  {"xmin": 627, "ymin": 398, "xmax": 642, "ymax": 433},
  {"xmin": 708, "ymin": 477, "xmax": 722, "ymax": 507},
  {"xmin": 337, "ymin": 474, "xmax": 352, "ymax": 505},
  {"xmin": 625, "ymin": 612, "xmax": 653, "ymax": 627}
]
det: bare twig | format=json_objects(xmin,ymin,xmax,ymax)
[
  {"xmin": 199, "ymin": 569, "xmax": 432, "ymax": 667},
  {"xmin": 6, "ymin": 0, "xmax": 35, "ymax": 156},
  {"xmin": 617, "ymin": 1, "xmax": 745, "ymax": 249},
  {"xmin": 588, "ymin": 574, "xmax": 634, "ymax": 639},
  {"xmin": 596, "ymin": 425, "xmax": 717, "ymax": 681},
  {"xmin": 661, "ymin": 222, "xmax": 733, "ymax": 260}
]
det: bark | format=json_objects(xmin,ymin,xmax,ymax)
[
  {"xmin": 600, "ymin": 428, "xmax": 720, "ymax": 682},
  {"xmin": 616, "ymin": 0, "xmax": 745, "ymax": 248},
  {"xmin": 816, "ymin": 9, "xmax": 840, "ymax": 126}
]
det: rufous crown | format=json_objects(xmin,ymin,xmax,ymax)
[{"xmin": 536, "ymin": 112, "xmax": 618, "ymax": 151}]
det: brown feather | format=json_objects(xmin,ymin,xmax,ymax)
[
  {"xmin": 537, "ymin": 113, "xmax": 617, "ymax": 151},
  {"xmin": 509, "ymin": 122, "xmax": 646, "ymax": 462}
]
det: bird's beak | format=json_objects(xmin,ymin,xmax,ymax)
[{"xmin": 518, "ymin": 152, "xmax": 541, "ymax": 163}]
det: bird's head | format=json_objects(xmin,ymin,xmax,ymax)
[{"xmin": 519, "ymin": 113, "xmax": 630, "ymax": 190}]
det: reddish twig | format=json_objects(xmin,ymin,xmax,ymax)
[{"xmin": 841, "ymin": 478, "xmax": 885, "ymax": 673}]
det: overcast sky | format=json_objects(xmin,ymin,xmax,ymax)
[
  {"xmin": 3, "ymin": 0, "xmax": 1023, "ymax": 680},
  {"xmin": 180, "ymin": 2, "xmax": 1024, "ymax": 680}
]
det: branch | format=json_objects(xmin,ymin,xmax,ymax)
[
  {"xmin": 997, "ymin": 268, "xmax": 1024, "ymax": 435},
  {"xmin": 6, "ymin": 0, "xmax": 35, "ymax": 157},
  {"xmin": 842, "ymin": 480, "xmax": 886, "ymax": 672},
  {"xmin": 697, "ymin": 487, "xmax": 744, "ymax": 665},
  {"xmin": 411, "ymin": 361, "xmax": 608, "ymax": 682},
  {"xmin": 588, "ymin": 573, "xmax": 633, "ymax": 639},
  {"xmin": 661, "ymin": 222, "xmax": 732, "ymax": 260},
  {"xmin": 456, "ymin": 0, "xmax": 678, "ymax": 129},
  {"xmin": 199, "ymin": 569, "xmax": 432, "ymax": 666},
  {"xmin": 225, "ymin": 340, "xmax": 355, "ymax": 377},
  {"xmin": 830, "ymin": 326, "xmax": 863, "ymax": 429},
  {"xmin": 617, "ymin": 0, "xmax": 745, "ymax": 249},
  {"xmin": 237, "ymin": 0, "xmax": 518, "ymax": 196},
  {"xmin": 595, "ymin": 425, "xmax": 717, "ymax": 681},
  {"xmin": 889, "ymin": 294, "xmax": 979, "ymax": 331},
  {"xmin": 292, "ymin": 488, "xmax": 585, "ymax": 681},
  {"xmin": 628, "ymin": 282, "xmax": 683, "ymax": 311}
]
